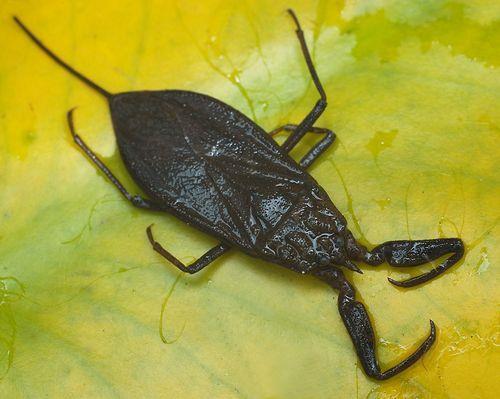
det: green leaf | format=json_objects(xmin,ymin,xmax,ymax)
[{"xmin": 1, "ymin": 1, "xmax": 498, "ymax": 397}]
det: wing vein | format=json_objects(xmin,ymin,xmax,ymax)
[{"xmin": 176, "ymin": 115, "xmax": 254, "ymax": 244}]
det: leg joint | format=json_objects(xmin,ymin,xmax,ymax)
[{"xmin": 317, "ymin": 98, "xmax": 327, "ymax": 108}]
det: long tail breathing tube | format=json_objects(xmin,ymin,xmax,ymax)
[{"xmin": 13, "ymin": 16, "xmax": 112, "ymax": 99}]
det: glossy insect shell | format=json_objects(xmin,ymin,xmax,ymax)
[{"xmin": 109, "ymin": 90, "xmax": 353, "ymax": 273}]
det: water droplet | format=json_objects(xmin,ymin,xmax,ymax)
[
  {"xmin": 476, "ymin": 247, "xmax": 490, "ymax": 274},
  {"xmin": 374, "ymin": 197, "xmax": 391, "ymax": 210},
  {"xmin": 366, "ymin": 129, "xmax": 398, "ymax": 161}
]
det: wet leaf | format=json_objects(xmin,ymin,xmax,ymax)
[{"xmin": 0, "ymin": 0, "xmax": 498, "ymax": 397}]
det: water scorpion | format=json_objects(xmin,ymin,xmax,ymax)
[{"xmin": 14, "ymin": 9, "xmax": 464, "ymax": 380}]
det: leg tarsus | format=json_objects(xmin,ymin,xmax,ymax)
[
  {"xmin": 270, "ymin": 124, "xmax": 336, "ymax": 168},
  {"xmin": 282, "ymin": 10, "xmax": 327, "ymax": 154},
  {"xmin": 67, "ymin": 109, "xmax": 162, "ymax": 211},
  {"xmin": 146, "ymin": 225, "xmax": 230, "ymax": 274},
  {"xmin": 313, "ymin": 267, "xmax": 436, "ymax": 380},
  {"xmin": 363, "ymin": 238, "xmax": 464, "ymax": 287},
  {"xmin": 286, "ymin": 9, "xmax": 326, "ymax": 100},
  {"xmin": 372, "ymin": 320, "xmax": 436, "ymax": 380}
]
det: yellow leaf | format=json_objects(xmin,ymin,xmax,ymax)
[{"xmin": 1, "ymin": 1, "xmax": 498, "ymax": 398}]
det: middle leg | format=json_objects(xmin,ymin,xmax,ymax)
[
  {"xmin": 147, "ymin": 225, "xmax": 230, "ymax": 274},
  {"xmin": 270, "ymin": 124, "xmax": 336, "ymax": 168}
]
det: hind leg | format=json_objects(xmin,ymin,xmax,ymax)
[
  {"xmin": 281, "ymin": 10, "xmax": 328, "ymax": 154},
  {"xmin": 313, "ymin": 266, "xmax": 436, "ymax": 380},
  {"xmin": 270, "ymin": 124, "xmax": 336, "ymax": 168}
]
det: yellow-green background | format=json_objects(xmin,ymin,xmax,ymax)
[{"xmin": 0, "ymin": 0, "xmax": 499, "ymax": 398}]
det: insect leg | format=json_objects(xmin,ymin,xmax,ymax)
[
  {"xmin": 281, "ymin": 10, "xmax": 327, "ymax": 154},
  {"xmin": 270, "ymin": 124, "xmax": 336, "ymax": 168},
  {"xmin": 269, "ymin": 124, "xmax": 332, "ymax": 137},
  {"xmin": 361, "ymin": 238, "xmax": 464, "ymax": 287},
  {"xmin": 313, "ymin": 266, "xmax": 436, "ymax": 380},
  {"xmin": 67, "ymin": 109, "xmax": 161, "ymax": 211},
  {"xmin": 147, "ymin": 225, "xmax": 230, "ymax": 274}
]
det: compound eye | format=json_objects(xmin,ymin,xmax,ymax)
[
  {"xmin": 317, "ymin": 236, "xmax": 333, "ymax": 253},
  {"xmin": 331, "ymin": 235, "xmax": 345, "ymax": 251}
]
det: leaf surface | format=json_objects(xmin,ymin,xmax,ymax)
[{"xmin": 0, "ymin": 1, "xmax": 498, "ymax": 398}]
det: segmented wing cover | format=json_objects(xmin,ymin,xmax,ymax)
[{"xmin": 110, "ymin": 90, "xmax": 321, "ymax": 251}]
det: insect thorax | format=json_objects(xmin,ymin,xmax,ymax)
[{"xmin": 261, "ymin": 189, "xmax": 352, "ymax": 273}]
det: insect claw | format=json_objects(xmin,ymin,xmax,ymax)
[
  {"xmin": 146, "ymin": 224, "xmax": 156, "ymax": 246},
  {"xmin": 387, "ymin": 276, "xmax": 405, "ymax": 286},
  {"xmin": 368, "ymin": 239, "xmax": 464, "ymax": 288},
  {"xmin": 287, "ymin": 9, "xmax": 301, "ymax": 30},
  {"xmin": 344, "ymin": 260, "xmax": 363, "ymax": 274},
  {"xmin": 388, "ymin": 270, "xmax": 441, "ymax": 288}
]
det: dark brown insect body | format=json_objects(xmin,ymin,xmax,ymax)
[
  {"xmin": 15, "ymin": 10, "xmax": 464, "ymax": 380},
  {"xmin": 111, "ymin": 90, "xmax": 355, "ymax": 272}
]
